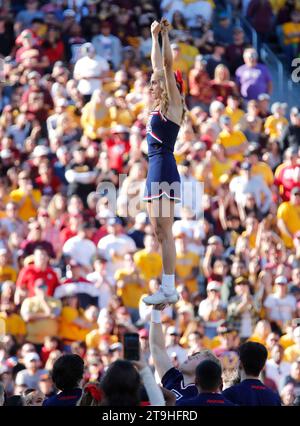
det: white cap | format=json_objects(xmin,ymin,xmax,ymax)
[
  {"xmin": 24, "ymin": 352, "xmax": 40, "ymax": 363},
  {"xmin": 32, "ymin": 145, "xmax": 50, "ymax": 157},
  {"xmin": 207, "ymin": 281, "xmax": 222, "ymax": 291},
  {"xmin": 0, "ymin": 149, "xmax": 13, "ymax": 159},
  {"xmin": 293, "ymin": 326, "xmax": 300, "ymax": 338},
  {"xmin": 271, "ymin": 102, "xmax": 287, "ymax": 114},
  {"xmin": 135, "ymin": 212, "xmax": 148, "ymax": 224},
  {"xmin": 111, "ymin": 125, "xmax": 130, "ymax": 134},
  {"xmin": 274, "ymin": 275, "xmax": 288, "ymax": 285},
  {"xmin": 63, "ymin": 9, "xmax": 76, "ymax": 17}
]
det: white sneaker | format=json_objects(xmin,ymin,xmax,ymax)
[{"xmin": 143, "ymin": 287, "xmax": 179, "ymax": 305}]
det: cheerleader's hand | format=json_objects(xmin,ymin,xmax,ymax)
[
  {"xmin": 151, "ymin": 20, "xmax": 161, "ymax": 37},
  {"xmin": 160, "ymin": 18, "xmax": 170, "ymax": 34}
]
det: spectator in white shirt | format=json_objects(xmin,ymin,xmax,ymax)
[
  {"xmin": 230, "ymin": 161, "xmax": 272, "ymax": 215},
  {"xmin": 266, "ymin": 344, "xmax": 291, "ymax": 392},
  {"xmin": 91, "ymin": 21, "xmax": 122, "ymax": 70},
  {"xmin": 73, "ymin": 42, "xmax": 109, "ymax": 101},
  {"xmin": 62, "ymin": 223, "xmax": 97, "ymax": 272},
  {"xmin": 264, "ymin": 276, "xmax": 297, "ymax": 330},
  {"xmin": 165, "ymin": 325, "xmax": 188, "ymax": 365},
  {"xmin": 87, "ymin": 256, "xmax": 114, "ymax": 310},
  {"xmin": 97, "ymin": 217, "xmax": 137, "ymax": 279}
]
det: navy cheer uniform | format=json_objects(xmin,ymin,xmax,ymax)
[
  {"xmin": 161, "ymin": 367, "xmax": 198, "ymax": 403},
  {"xmin": 144, "ymin": 110, "xmax": 181, "ymax": 202},
  {"xmin": 177, "ymin": 392, "xmax": 236, "ymax": 406},
  {"xmin": 222, "ymin": 379, "xmax": 281, "ymax": 406}
]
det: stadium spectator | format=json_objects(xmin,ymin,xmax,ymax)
[
  {"xmin": 223, "ymin": 341, "xmax": 281, "ymax": 405},
  {"xmin": 236, "ymin": 48, "xmax": 272, "ymax": 100},
  {"xmin": 43, "ymin": 354, "xmax": 84, "ymax": 406},
  {"xmin": 177, "ymin": 359, "xmax": 235, "ymax": 405}
]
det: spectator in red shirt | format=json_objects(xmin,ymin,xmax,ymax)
[
  {"xmin": 59, "ymin": 214, "xmax": 83, "ymax": 245},
  {"xmin": 188, "ymin": 55, "xmax": 214, "ymax": 110},
  {"xmin": 104, "ymin": 126, "xmax": 130, "ymax": 174},
  {"xmin": 16, "ymin": 246, "xmax": 60, "ymax": 297},
  {"xmin": 21, "ymin": 220, "xmax": 56, "ymax": 259},
  {"xmin": 275, "ymin": 146, "xmax": 300, "ymax": 201},
  {"xmin": 20, "ymin": 71, "xmax": 54, "ymax": 126},
  {"xmin": 35, "ymin": 160, "xmax": 62, "ymax": 196},
  {"xmin": 42, "ymin": 26, "xmax": 64, "ymax": 66}
]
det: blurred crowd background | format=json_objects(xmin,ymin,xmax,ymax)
[{"xmin": 0, "ymin": 0, "xmax": 300, "ymax": 407}]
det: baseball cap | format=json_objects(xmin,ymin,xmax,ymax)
[
  {"xmin": 293, "ymin": 326, "xmax": 300, "ymax": 338},
  {"xmin": 28, "ymin": 70, "xmax": 41, "ymax": 80},
  {"xmin": 234, "ymin": 276, "xmax": 250, "ymax": 286},
  {"xmin": 217, "ymin": 321, "xmax": 236, "ymax": 335},
  {"xmin": 24, "ymin": 352, "xmax": 40, "ymax": 363},
  {"xmin": 32, "ymin": 145, "xmax": 50, "ymax": 157},
  {"xmin": 207, "ymin": 235, "xmax": 223, "ymax": 245},
  {"xmin": 115, "ymin": 89, "xmax": 127, "ymax": 98},
  {"xmin": 258, "ymin": 93, "xmax": 270, "ymax": 101},
  {"xmin": 275, "ymin": 275, "xmax": 288, "ymax": 285},
  {"xmin": 56, "ymin": 98, "xmax": 68, "ymax": 108},
  {"xmin": 171, "ymin": 43, "xmax": 180, "ymax": 50},
  {"xmin": 291, "ymin": 107, "xmax": 300, "ymax": 116},
  {"xmin": 81, "ymin": 42, "xmax": 95, "ymax": 55},
  {"xmin": 111, "ymin": 125, "xmax": 130, "ymax": 134},
  {"xmin": 69, "ymin": 258, "xmax": 82, "ymax": 267},
  {"xmin": 207, "ymin": 281, "xmax": 221, "ymax": 291},
  {"xmin": 240, "ymin": 161, "xmax": 252, "ymax": 171},
  {"xmin": 0, "ymin": 149, "xmax": 13, "ymax": 159},
  {"xmin": 109, "ymin": 342, "xmax": 123, "ymax": 353},
  {"xmin": 167, "ymin": 326, "xmax": 179, "ymax": 336},
  {"xmin": 107, "ymin": 217, "xmax": 123, "ymax": 226},
  {"xmin": 63, "ymin": 9, "xmax": 76, "ymax": 17},
  {"xmin": 271, "ymin": 102, "xmax": 288, "ymax": 114},
  {"xmin": 291, "ymin": 187, "xmax": 300, "ymax": 196},
  {"xmin": 247, "ymin": 142, "xmax": 260, "ymax": 154},
  {"xmin": 135, "ymin": 212, "xmax": 149, "ymax": 225}
]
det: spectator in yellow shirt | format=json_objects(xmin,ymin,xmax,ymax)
[
  {"xmin": 9, "ymin": 170, "xmax": 41, "ymax": 222},
  {"xmin": 246, "ymin": 142, "xmax": 274, "ymax": 186},
  {"xmin": 264, "ymin": 102, "xmax": 289, "ymax": 140},
  {"xmin": 284, "ymin": 326, "xmax": 300, "ymax": 363},
  {"xmin": 85, "ymin": 316, "xmax": 118, "ymax": 349},
  {"xmin": 115, "ymin": 253, "xmax": 147, "ymax": 323},
  {"xmin": 20, "ymin": 279, "xmax": 62, "ymax": 345},
  {"xmin": 208, "ymin": 144, "xmax": 234, "ymax": 191},
  {"xmin": 277, "ymin": 187, "xmax": 300, "ymax": 248},
  {"xmin": 217, "ymin": 115, "xmax": 248, "ymax": 162},
  {"xmin": 134, "ymin": 234, "xmax": 162, "ymax": 283},
  {"xmin": 225, "ymin": 94, "xmax": 245, "ymax": 128},
  {"xmin": 109, "ymin": 89, "xmax": 136, "ymax": 127},
  {"xmin": 80, "ymin": 89, "xmax": 111, "ymax": 140},
  {"xmin": 175, "ymin": 234, "xmax": 200, "ymax": 294},
  {"xmin": 58, "ymin": 295, "xmax": 98, "ymax": 346},
  {"xmin": 282, "ymin": 10, "xmax": 300, "ymax": 61},
  {"xmin": 0, "ymin": 280, "xmax": 26, "ymax": 342},
  {"xmin": 170, "ymin": 42, "xmax": 190, "ymax": 90},
  {"xmin": 0, "ymin": 248, "xmax": 17, "ymax": 283}
]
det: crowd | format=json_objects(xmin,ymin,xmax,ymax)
[{"xmin": 0, "ymin": 0, "xmax": 300, "ymax": 407}]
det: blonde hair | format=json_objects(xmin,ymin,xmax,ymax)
[
  {"xmin": 214, "ymin": 64, "xmax": 230, "ymax": 82},
  {"xmin": 151, "ymin": 70, "xmax": 187, "ymax": 124}
]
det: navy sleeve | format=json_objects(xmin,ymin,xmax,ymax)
[{"xmin": 161, "ymin": 367, "xmax": 183, "ymax": 390}]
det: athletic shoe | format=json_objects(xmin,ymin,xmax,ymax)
[{"xmin": 142, "ymin": 287, "xmax": 179, "ymax": 305}]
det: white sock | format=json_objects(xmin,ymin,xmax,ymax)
[{"xmin": 162, "ymin": 273, "xmax": 175, "ymax": 295}]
